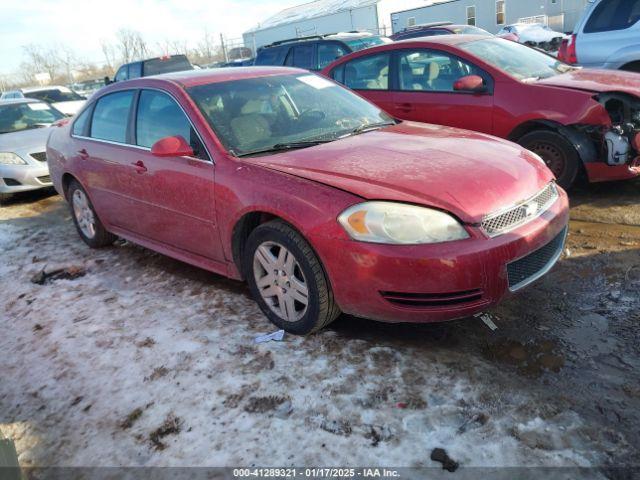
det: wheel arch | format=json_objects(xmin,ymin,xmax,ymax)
[
  {"xmin": 61, "ymin": 172, "xmax": 79, "ymax": 200},
  {"xmin": 507, "ymin": 119, "xmax": 599, "ymax": 165}
]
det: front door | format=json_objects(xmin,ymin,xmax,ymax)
[
  {"xmin": 127, "ymin": 89, "xmax": 223, "ymax": 262},
  {"xmin": 391, "ymin": 49, "xmax": 494, "ymax": 134}
]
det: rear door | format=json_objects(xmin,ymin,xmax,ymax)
[
  {"xmin": 127, "ymin": 88, "xmax": 223, "ymax": 261},
  {"xmin": 390, "ymin": 49, "xmax": 494, "ymax": 133},
  {"xmin": 329, "ymin": 51, "xmax": 396, "ymax": 115},
  {"xmin": 576, "ymin": 0, "xmax": 640, "ymax": 68},
  {"xmin": 72, "ymin": 90, "xmax": 140, "ymax": 233}
]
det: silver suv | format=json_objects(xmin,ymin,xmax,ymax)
[{"xmin": 559, "ymin": 0, "xmax": 640, "ymax": 71}]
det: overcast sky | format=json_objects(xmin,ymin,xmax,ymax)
[{"xmin": 0, "ymin": 0, "xmax": 295, "ymax": 76}]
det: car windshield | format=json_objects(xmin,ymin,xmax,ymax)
[
  {"xmin": 0, "ymin": 102, "xmax": 64, "ymax": 134},
  {"xmin": 187, "ymin": 74, "xmax": 394, "ymax": 156},
  {"xmin": 460, "ymin": 37, "xmax": 574, "ymax": 80},
  {"xmin": 25, "ymin": 88, "xmax": 84, "ymax": 103},
  {"xmin": 342, "ymin": 35, "xmax": 391, "ymax": 52}
]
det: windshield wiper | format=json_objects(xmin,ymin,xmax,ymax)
[
  {"xmin": 235, "ymin": 139, "xmax": 332, "ymax": 157},
  {"xmin": 342, "ymin": 121, "xmax": 397, "ymax": 138}
]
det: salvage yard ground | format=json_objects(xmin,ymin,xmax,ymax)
[{"xmin": 1, "ymin": 180, "xmax": 639, "ymax": 472}]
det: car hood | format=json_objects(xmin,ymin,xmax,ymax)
[
  {"xmin": 51, "ymin": 100, "xmax": 84, "ymax": 116},
  {"xmin": 0, "ymin": 127, "xmax": 52, "ymax": 151},
  {"xmin": 250, "ymin": 122, "xmax": 554, "ymax": 224},
  {"xmin": 537, "ymin": 69, "xmax": 640, "ymax": 97}
]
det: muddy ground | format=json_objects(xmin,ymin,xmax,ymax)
[{"xmin": 0, "ymin": 180, "xmax": 638, "ymax": 474}]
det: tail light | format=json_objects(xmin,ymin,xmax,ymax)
[{"xmin": 558, "ymin": 34, "xmax": 578, "ymax": 64}]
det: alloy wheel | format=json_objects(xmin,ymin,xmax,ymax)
[
  {"xmin": 253, "ymin": 241, "xmax": 309, "ymax": 322},
  {"xmin": 72, "ymin": 189, "xmax": 96, "ymax": 239}
]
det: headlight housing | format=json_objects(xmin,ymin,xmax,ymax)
[
  {"xmin": 338, "ymin": 201, "xmax": 469, "ymax": 245},
  {"xmin": 0, "ymin": 152, "xmax": 27, "ymax": 165}
]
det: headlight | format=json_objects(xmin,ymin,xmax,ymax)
[
  {"xmin": 0, "ymin": 152, "xmax": 27, "ymax": 165},
  {"xmin": 338, "ymin": 201, "xmax": 469, "ymax": 245}
]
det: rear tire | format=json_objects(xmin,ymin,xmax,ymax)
[
  {"xmin": 67, "ymin": 180, "xmax": 116, "ymax": 248},
  {"xmin": 244, "ymin": 220, "xmax": 340, "ymax": 335},
  {"xmin": 518, "ymin": 130, "xmax": 580, "ymax": 190}
]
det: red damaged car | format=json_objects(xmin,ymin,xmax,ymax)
[
  {"xmin": 322, "ymin": 35, "xmax": 640, "ymax": 189},
  {"xmin": 47, "ymin": 68, "xmax": 568, "ymax": 334}
]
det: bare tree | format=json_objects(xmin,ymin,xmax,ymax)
[
  {"xmin": 21, "ymin": 44, "xmax": 61, "ymax": 83},
  {"xmin": 115, "ymin": 28, "xmax": 148, "ymax": 64}
]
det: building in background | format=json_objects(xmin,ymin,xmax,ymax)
[
  {"xmin": 391, "ymin": 0, "xmax": 590, "ymax": 35},
  {"xmin": 243, "ymin": 0, "xmax": 435, "ymax": 50}
]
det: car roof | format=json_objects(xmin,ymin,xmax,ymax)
[
  {"xmin": 110, "ymin": 66, "xmax": 309, "ymax": 89},
  {"xmin": 0, "ymin": 98, "xmax": 43, "ymax": 105}
]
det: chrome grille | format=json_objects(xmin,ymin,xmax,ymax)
[
  {"xmin": 30, "ymin": 152, "xmax": 47, "ymax": 162},
  {"xmin": 482, "ymin": 183, "xmax": 558, "ymax": 237}
]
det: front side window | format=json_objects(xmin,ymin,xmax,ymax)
[
  {"xmin": 317, "ymin": 43, "xmax": 348, "ymax": 70},
  {"xmin": 467, "ymin": 6, "xmax": 476, "ymax": 26},
  {"xmin": 128, "ymin": 62, "xmax": 143, "ymax": 79},
  {"xmin": 135, "ymin": 89, "xmax": 207, "ymax": 160},
  {"xmin": 0, "ymin": 102, "xmax": 64, "ymax": 134},
  {"xmin": 460, "ymin": 38, "xmax": 574, "ymax": 80},
  {"xmin": 496, "ymin": 0, "xmax": 506, "ymax": 25},
  {"xmin": 187, "ymin": 74, "xmax": 393, "ymax": 156},
  {"xmin": 114, "ymin": 66, "xmax": 128, "ymax": 82},
  {"xmin": 398, "ymin": 49, "xmax": 485, "ymax": 92},
  {"xmin": 584, "ymin": 0, "xmax": 640, "ymax": 33},
  {"xmin": 90, "ymin": 91, "xmax": 134, "ymax": 143},
  {"xmin": 342, "ymin": 53, "xmax": 391, "ymax": 90}
]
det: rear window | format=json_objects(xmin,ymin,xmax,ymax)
[
  {"xmin": 143, "ymin": 56, "xmax": 193, "ymax": 76},
  {"xmin": 342, "ymin": 35, "xmax": 390, "ymax": 52},
  {"xmin": 584, "ymin": 0, "xmax": 640, "ymax": 33},
  {"xmin": 25, "ymin": 89, "xmax": 83, "ymax": 103}
]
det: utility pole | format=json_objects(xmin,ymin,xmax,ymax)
[{"xmin": 220, "ymin": 33, "xmax": 228, "ymax": 63}]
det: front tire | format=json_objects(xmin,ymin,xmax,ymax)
[
  {"xmin": 518, "ymin": 130, "xmax": 580, "ymax": 190},
  {"xmin": 244, "ymin": 220, "xmax": 340, "ymax": 335},
  {"xmin": 67, "ymin": 180, "xmax": 116, "ymax": 248}
]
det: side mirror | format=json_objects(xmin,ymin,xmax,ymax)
[
  {"xmin": 453, "ymin": 75, "xmax": 486, "ymax": 93},
  {"xmin": 151, "ymin": 136, "xmax": 194, "ymax": 157}
]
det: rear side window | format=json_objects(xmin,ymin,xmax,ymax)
[
  {"xmin": 317, "ymin": 43, "xmax": 348, "ymax": 69},
  {"xmin": 72, "ymin": 107, "xmax": 91, "ymax": 136},
  {"xmin": 90, "ymin": 91, "xmax": 134, "ymax": 143},
  {"xmin": 143, "ymin": 56, "xmax": 192, "ymax": 76},
  {"xmin": 255, "ymin": 47, "xmax": 287, "ymax": 66},
  {"xmin": 584, "ymin": 0, "xmax": 640, "ymax": 33},
  {"xmin": 341, "ymin": 53, "xmax": 391, "ymax": 90},
  {"xmin": 136, "ymin": 90, "xmax": 208, "ymax": 160}
]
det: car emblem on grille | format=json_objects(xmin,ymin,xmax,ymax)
[{"xmin": 523, "ymin": 202, "xmax": 538, "ymax": 218}]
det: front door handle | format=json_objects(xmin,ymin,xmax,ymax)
[
  {"xmin": 395, "ymin": 103, "xmax": 413, "ymax": 113},
  {"xmin": 131, "ymin": 160, "xmax": 147, "ymax": 174},
  {"xmin": 77, "ymin": 148, "xmax": 89, "ymax": 160}
]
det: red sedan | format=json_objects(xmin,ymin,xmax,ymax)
[
  {"xmin": 321, "ymin": 35, "xmax": 640, "ymax": 189},
  {"xmin": 47, "ymin": 67, "xmax": 569, "ymax": 335}
]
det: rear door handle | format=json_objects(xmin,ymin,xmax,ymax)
[
  {"xmin": 131, "ymin": 160, "xmax": 147, "ymax": 174},
  {"xmin": 395, "ymin": 103, "xmax": 413, "ymax": 113},
  {"xmin": 77, "ymin": 148, "xmax": 89, "ymax": 159}
]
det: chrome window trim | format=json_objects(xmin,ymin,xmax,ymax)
[
  {"xmin": 482, "ymin": 183, "xmax": 558, "ymax": 238},
  {"xmin": 508, "ymin": 226, "xmax": 568, "ymax": 292},
  {"xmin": 71, "ymin": 86, "xmax": 214, "ymax": 164}
]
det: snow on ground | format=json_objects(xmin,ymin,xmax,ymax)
[{"xmin": 1, "ymin": 189, "xmax": 639, "ymax": 472}]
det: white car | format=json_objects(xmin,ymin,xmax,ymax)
[
  {"xmin": 20, "ymin": 86, "xmax": 85, "ymax": 116},
  {"xmin": 0, "ymin": 99, "xmax": 65, "ymax": 202},
  {"xmin": 498, "ymin": 23, "xmax": 566, "ymax": 52}
]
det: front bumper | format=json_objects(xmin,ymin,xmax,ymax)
[
  {"xmin": 585, "ymin": 156, "xmax": 640, "ymax": 183},
  {"xmin": 311, "ymin": 189, "xmax": 570, "ymax": 324},
  {"xmin": 0, "ymin": 163, "xmax": 52, "ymax": 194}
]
